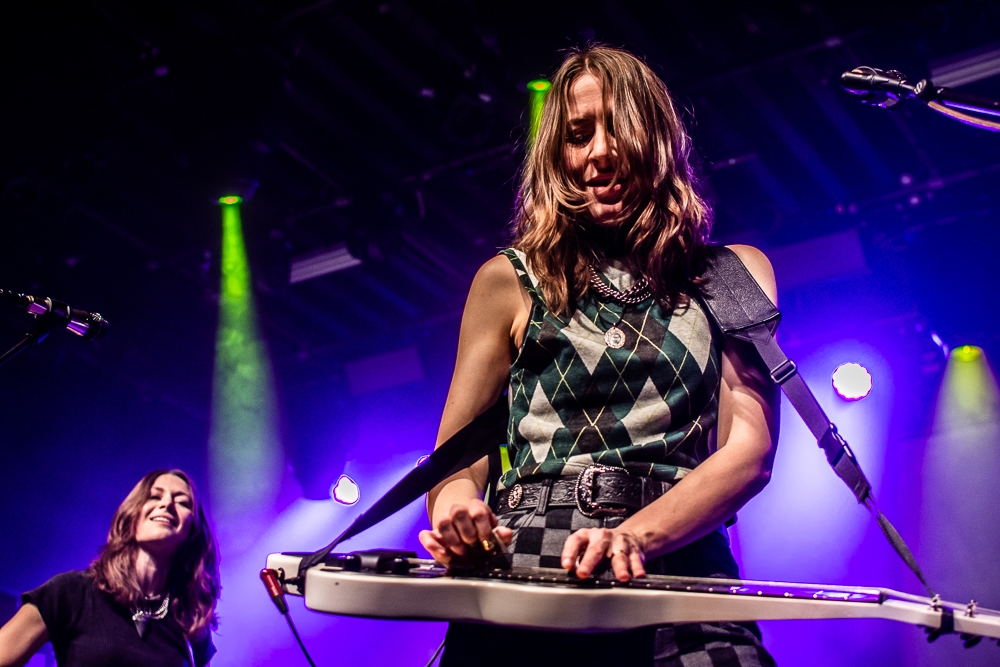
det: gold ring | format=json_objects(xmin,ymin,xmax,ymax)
[
  {"xmin": 481, "ymin": 538, "xmax": 496, "ymax": 552},
  {"xmin": 610, "ymin": 548, "xmax": 628, "ymax": 557}
]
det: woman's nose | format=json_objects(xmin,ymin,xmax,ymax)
[{"xmin": 590, "ymin": 126, "xmax": 614, "ymax": 165}]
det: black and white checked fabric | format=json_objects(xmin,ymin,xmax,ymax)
[
  {"xmin": 441, "ymin": 506, "xmax": 776, "ymax": 667},
  {"xmin": 653, "ymin": 621, "xmax": 776, "ymax": 667},
  {"xmin": 499, "ymin": 505, "xmax": 611, "ymax": 569},
  {"xmin": 498, "ymin": 506, "xmax": 744, "ymax": 579},
  {"xmin": 441, "ymin": 620, "xmax": 775, "ymax": 667}
]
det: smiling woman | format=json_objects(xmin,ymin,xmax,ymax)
[{"xmin": 0, "ymin": 470, "xmax": 220, "ymax": 667}]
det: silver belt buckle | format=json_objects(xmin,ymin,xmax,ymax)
[
  {"xmin": 507, "ymin": 484, "xmax": 524, "ymax": 510},
  {"xmin": 574, "ymin": 464, "xmax": 629, "ymax": 518}
]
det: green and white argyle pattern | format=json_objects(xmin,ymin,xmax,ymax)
[{"xmin": 498, "ymin": 249, "xmax": 722, "ymax": 490}]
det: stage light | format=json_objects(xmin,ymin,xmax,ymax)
[
  {"xmin": 951, "ymin": 345, "xmax": 983, "ymax": 362},
  {"xmin": 527, "ymin": 79, "xmax": 551, "ymax": 146},
  {"xmin": 218, "ymin": 195, "xmax": 242, "ymax": 205},
  {"xmin": 935, "ymin": 345, "xmax": 997, "ymax": 429},
  {"xmin": 331, "ymin": 474, "xmax": 360, "ymax": 505},
  {"xmin": 831, "ymin": 362, "xmax": 873, "ymax": 401}
]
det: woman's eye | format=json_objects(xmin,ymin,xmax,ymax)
[{"xmin": 568, "ymin": 133, "xmax": 591, "ymax": 145}]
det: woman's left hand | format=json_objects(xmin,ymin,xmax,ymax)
[{"xmin": 560, "ymin": 527, "xmax": 646, "ymax": 582}]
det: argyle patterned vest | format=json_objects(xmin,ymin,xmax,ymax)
[{"xmin": 499, "ymin": 248, "xmax": 723, "ymax": 490}]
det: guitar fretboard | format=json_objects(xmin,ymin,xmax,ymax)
[{"xmin": 453, "ymin": 566, "xmax": 885, "ymax": 604}]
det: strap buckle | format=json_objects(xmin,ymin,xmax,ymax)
[
  {"xmin": 769, "ymin": 359, "xmax": 798, "ymax": 385},
  {"xmin": 574, "ymin": 464, "xmax": 630, "ymax": 518}
]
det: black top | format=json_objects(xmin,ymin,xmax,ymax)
[{"xmin": 22, "ymin": 571, "xmax": 216, "ymax": 667}]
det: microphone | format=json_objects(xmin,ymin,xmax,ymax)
[
  {"xmin": 1, "ymin": 290, "xmax": 110, "ymax": 340},
  {"xmin": 840, "ymin": 66, "xmax": 920, "ymax": 109},
  {"xmin": 260, "ymin": 568, "xmax": 289, "ymax": 615}
]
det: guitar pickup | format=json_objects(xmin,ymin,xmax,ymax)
[{"xmin": 334, "ymin": 549, "xmax": 420, "ymax": 574}]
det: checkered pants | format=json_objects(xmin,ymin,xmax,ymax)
[{"xmin": 441, "ymin": 506, "xmax": 776, "ymax": 667}]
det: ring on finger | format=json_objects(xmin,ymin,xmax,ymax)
[
  {"xmin": 610, "ymin": 547, "xmax": 629, "ymax": 557},
  {"xmin": 481, "ymin": 538, "xmax": 496, "ymax": 552}
]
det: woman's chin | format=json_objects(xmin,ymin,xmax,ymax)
[
  {"xmin": 137, "ymin": 531, "xmax": 186, "ymax": 555},
  {"xmin": 586, "ymin": 203, "xmax": 627, "ymax": 226}
]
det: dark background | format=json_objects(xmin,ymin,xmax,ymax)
[{"xmin": 2, "ymin": 2, "xmax": 999, "ymax": 665}]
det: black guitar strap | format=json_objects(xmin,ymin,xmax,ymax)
[
  {"xmin": 698, "ymin": 246, "xmax": 935, "ymax": 597},
  {"xmin": 295, "ymin": 396, "xmax": 509, "ymax": 584}
]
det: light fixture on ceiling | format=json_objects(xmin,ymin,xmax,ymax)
[{"xmin": 289, "ymin": 243, "xmax": 362, "ymax": 284}]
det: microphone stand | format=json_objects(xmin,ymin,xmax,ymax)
[
  {"xmin": 917, "ymin": 82, "xmax": 1000, "ymax": 131},
  {"xmin": 0, "ymin": 312, "xmax": 63, "ymax": 369},
  {"xmin": 921, "ymin": 85, "xmax": 1000, "ymax": 118},
  {"xmin": 841, "ymin": 67, "xmax": 1000, "ymax": 131}
]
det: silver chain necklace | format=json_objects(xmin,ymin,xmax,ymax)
[
  {"xmin": 132, "ymin": 593, "xmax": 170, "ymax": 638},
  {"xmin": 587, "ymin": 265, "xmax": 651, "ymax": 305},
  {"xmin": 588, "ymin": 265, "xmax": 651, "ymax": 349}
]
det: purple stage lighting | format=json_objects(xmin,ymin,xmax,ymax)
[
  {"xmin": 330, "ymin": 474, "xmax": 360, "ymax": 505},
  {"xmin": 831, "ymin": 362, "xmax": 873, "ymax": 401}
]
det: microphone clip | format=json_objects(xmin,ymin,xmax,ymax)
[{"xmin": 840, "ymin": 66, "xmax": 921, "ymax": 110}]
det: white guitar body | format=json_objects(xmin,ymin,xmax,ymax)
[{"xmin": 266, "ymin": 552, "xmax": 1000, "ymax": 641}]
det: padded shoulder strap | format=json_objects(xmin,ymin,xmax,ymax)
[
  {"xmin": 698, "ymin": 245, "xmax": 935, "ymax": 597},
  {"xmin": 699, "ymin": 246, "xmax": 780, "ymax": 336}
]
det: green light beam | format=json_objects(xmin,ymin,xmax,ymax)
[
  {"xmin": 934, "ymin": 347, "xmax": 1000, "ymax": 432},
  {"xmin": 209, "ymin": 198, "xmax": 282, "ymax": 554},
  {"xmin": 527, "ymin": 79, "xmax": 551, "ymax": 147}
]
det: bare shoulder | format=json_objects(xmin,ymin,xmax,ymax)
[
  {"xmin": 469, "ymin": 254, "xmax": 529, "ymax": 313},
  {"xmin": 463, "ymin": 253, "xmax": 532, "ymax": 344},
  {"xmin": 473, "ymin": 253, "xmax": 521, "ymax": 292},
  {"xmin": 725, "ymin": 244, "xmax": 777, "ymax": 305}
]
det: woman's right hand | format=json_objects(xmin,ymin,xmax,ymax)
[{"xmin": 419, "ymin": 498, "xmax": 512, "ymax": 568}]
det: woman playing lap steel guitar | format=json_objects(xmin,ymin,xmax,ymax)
[{"xmin": 420, "ymin": 45, "xmax": 780, "ymax": 666}]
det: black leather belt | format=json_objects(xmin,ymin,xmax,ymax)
[{"xmin": 495, "ymin": 465, "xmax": 673, "ymax": 518}]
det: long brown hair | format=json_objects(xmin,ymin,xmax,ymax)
[
  {"xmin": 514, "ymin": 45, "xmax": 712, "ymax": 314},
  {"xmin": 88, "ymin": 469, "xmax": 220, "ymax": 640}
]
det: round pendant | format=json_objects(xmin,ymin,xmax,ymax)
[{"xmin": 604, "ymin": 326, "xmax": 626, "ymax": 349}]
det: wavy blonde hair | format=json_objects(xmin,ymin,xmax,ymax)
[
  {"xmin": 87, "ymin": 469, "xmax": 220, "ymax": 641},
  {"xmin": 514, "ymin": 45, "xmax": 712, "ymax": 314}
]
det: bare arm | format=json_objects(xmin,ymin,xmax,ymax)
[
  {"xmin": 0, "ymin": 604, "xmax": 49, "ymax": 667},
  {"xmin": 564, "ymin": 244, "xmax": 780, "ymax": 580},
  {"xmin": 419, "ymin": 254, "xmax": 530, "ymax": 564}
]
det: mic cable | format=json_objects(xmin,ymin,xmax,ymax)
[{"xmin": 260, "ymin": 568, "xmax": 318, "ymax": 667}]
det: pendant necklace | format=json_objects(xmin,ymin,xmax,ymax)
[
  {"xmin": 132, "ymin": 593, "xmax": 170, "ymax": 638},
  {"xmin": 588, "ymin": 265, "xmax": 651, "ymax": 349}
]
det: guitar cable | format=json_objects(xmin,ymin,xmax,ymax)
[
  {"xmin": 261, "ymin": 568, "xmax": 319, "ymax": 667},
  {"xmin": 424, "ymin": 640, "xmax": 446, "ymax": 667}
]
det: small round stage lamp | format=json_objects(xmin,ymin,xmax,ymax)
[
  {"xmin": 951, "ymin": 345, "xmax": 983, "ymax": 362},
  {"xmin": 218, "ymin": 195, "xmax": 242, "ymax": 205},
  {"xmin": 330, "ymin": 474, "xmax": 360, "ymax": 506},
  {"xmin": 527, "ymin": 79, "xmax": 552, "ymax": 93},
  {"xmin": 832, "ymin": 362, "xmax": 873, "ymax": 401}
]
